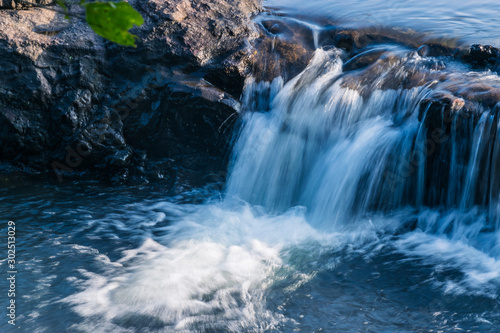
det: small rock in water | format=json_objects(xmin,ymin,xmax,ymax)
[
  {"xmin": 462, "ymin": 44, "xmax": 499, "ymax": 67},
  {"xmin": 417, "ymin": 45, "xmax": 430, "ymax": 57},
  {"xmin": 342, "ymin": 47, "xmax": 389, "ymax": 72}
]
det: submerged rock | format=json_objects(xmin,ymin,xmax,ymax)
[{"xmin": 342, "ymin": 47, "xmax": 390, "ymax": 72}]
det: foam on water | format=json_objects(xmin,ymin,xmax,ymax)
[
  {"xmin": 63, "ymin": 203, "xmax": 500, "ymax": 331},
  {"xmin": 63, "ymin": 48, "xmax": 500, "ymax": 331},
  {"xmin": 63, "ymin": 202, "xmax": 319, "ymax": 332},
  {"xmin": 63, "ymin": 195, "xmax": 417, "ymax": 332},
  {"xmin": 395, "ymin": 230, "xmax": 500, "ymax": 297}
]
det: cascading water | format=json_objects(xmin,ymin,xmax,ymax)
[
  {"xmin": 29, "ymin": 44, "xmax": 500, "ymax": 333},
  {"xmin": 229, "ymin": 47, "xmax": 500, "ymax": 249},
  {"xmin": 228, "ymin": 49, "xmax": 433, "ymax": 224}
]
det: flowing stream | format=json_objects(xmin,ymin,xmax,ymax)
[{"xmin": 3, "ymin": 9, "xmax": 500, "ymax": 333}]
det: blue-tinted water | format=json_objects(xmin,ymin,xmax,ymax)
[
  {"xmin": 266, "ymin": 0, "xmax": 500, "ymax": 46},
  {"xmin": 2, "ymin": 180, "xmax": 499, "ymax": 332},
  {"xmin": 2, "ymin": 2, "xmax": 500, "ymax": 332}
]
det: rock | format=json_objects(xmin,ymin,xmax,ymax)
[
  {"xmin": 251, "ymin": 14, "xmax": 315, "ymax": 82},
  {"xmin": 318, "ymin": 25, "xmax": 459, "ymax": 58},
  {"xmin": 251, "ymin": 37, "xmax": 313, "ymax": 82},
  {"xmin": 417, "ymin": 45, "xmax": 429, "ymax": 57},
  {"xmin": 417, "ymin": 92, "xmax": 476, "ymax": 206},
  {"xmin": 117, "ymin": 70, "xmax": 240, "ymax": 180},
  {"xmin": 2, "ymin": 1, "xmax": 500, "ymax": 190},
  {"xmin": 259, "ymin": 17, "xmax": 316, "ymax": 50},
  {"xmin": 0, "ymin": 0, "xmax": 262, "ymax": 185},
  {"xmin": 418, "ymin": 91, "xmax": 468, "ymax": 127},
  {"xmin": 139, "ymin": 0, "xmax": 261, "ymax": 66},
  {"xmin": 33, "ymin": 21, "xmax": 71, "ymax": 36},
  {"xmin": 0, "ymin": 0, "xmax": 52, "ymax": 9},
  {"xmin": 340, "ymin": 47, "xmax": 442, "ymax": 96},
  {"xmin": 330, "ymin": 29, "xmax": 361, "ymax": 52},
  {"xmin": 342, "ymin": 47, "xmax": 390, "ymax": 72},
  {"xmin": 462, "ymin": 44, "xmax": 499, "ymax": 67}
]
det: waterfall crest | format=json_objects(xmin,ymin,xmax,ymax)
[{"xmin": 227, "ymin": 48, "xmax": 500, "ymax": 254}]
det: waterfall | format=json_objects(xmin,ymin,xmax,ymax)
[
  {"xmin": 61, "ymin": 47, "xmax": 500, "ymax": 333},
  {"xmin": 227, "ymin": 48, "xmax": 500, "ymax": 253}
]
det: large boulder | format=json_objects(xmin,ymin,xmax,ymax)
[{"xmin": 0, "ymin": 0, "xmax": 262, "ymax": 185}]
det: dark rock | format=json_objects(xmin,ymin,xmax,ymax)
[
  {"xmin": 332, "ymin": 30, "xmax": 360, "ymax": 52},
  {"xmin": 341, "ymin": 47, "xmax": 443, "ymax": 96},
  {"xmin": 462, "ymin": 44, "xmax": 499, "ymax": 67},
  {"xmin": 259, "ymin": 17, "xmax": 316, "ymax": 50},
  {"xmin": 418, "ymin": 91, "xmax": 467, "ymax": 127},
  {"xmin": 417, "ymin": 92, "xmax": 477, "ymax": 206},
  {"xmin": 251, "ymin": 37, "xmax": 313, "ymax": 82},
  {"xmin": 118, "ymin": 71, "xmax": 240, "ymax": 174},
  {"xmin": 2, "ymin": 1, "xmax": 500, "ymax": 191},
  {"xmin": 249, "ymin": 13, "xmax": 316, "ymax": 82},
  {"xmin": 317, "ymin": 25, "xmax": 459, "ymax": 59},
  {"xmin": 0, "ymin": 0, "xmax": 262, "ymax": 186}
]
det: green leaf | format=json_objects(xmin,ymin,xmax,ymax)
[
  {"xmin": 85, "ymin": 1, "xmax": 144, "ymax": 47},
  {"xmin": 56, "ymin": 0, "xmax": 68, "ymax": 12}
]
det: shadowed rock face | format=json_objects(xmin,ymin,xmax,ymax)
[{"xmin": 0, "ymin": 0, "xmax": 262, "ymax": 185}]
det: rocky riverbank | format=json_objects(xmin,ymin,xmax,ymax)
[
  {"xmin": 0, "ymin": 0, "xmax": 264, "ymax": 186},
  {"xmin": 1, "ymin": 0, "xmax": 500, "ymax": 189}
]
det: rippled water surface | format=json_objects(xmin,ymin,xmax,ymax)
[
  {"xmin": 1, "ymin": 181, "xmax": 500, "ymax": 332},
  {"xmin": 266, "ymin": 0, "xmax": 500, "ymax": 45}
]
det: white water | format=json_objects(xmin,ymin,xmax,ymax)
[{"xmin": 63, "ymin": 49, "xmax": 500, "ymax": 332}]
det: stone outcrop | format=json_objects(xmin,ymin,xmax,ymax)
[{"xmin": 0, "ymin": 0, "xmax": 262, "ymax": 185}]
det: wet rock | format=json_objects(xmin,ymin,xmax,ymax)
[
  {"xmin": 452, "ymin": 83, "xmax": 500, "ymax": 108},
  {"xmin": 2, "ymin": 2, "xmax": 500, "ymax": 189},
  {"xmin": 417, "ymin": 92, "xmax": 473, "ymax": 206},
  {"xmin": 340, "ymin": 47, "xmax": 442, "ymax": 96},
  {"xmin": 418, "ymin": 92, "xmax": 467, "ymax": 127},
  {"xmin": 251, "ymin": 36, "xmax": 313, "ymax": 82},
  {"xmin": 462, "ymin": 44, "xmax": 500, "ymax": 67},
  {"xmin": 417, "ymin": 45, "xmax": 429, "ymax": 57},
  {"xmin": 249, "ymin": 13, "xmax": 317, "ymax": 82},
  {"xmin": 342, "ymin": 47, "xmax": 390, "ymax": 72},
  {"xmin": 259, "ymin": 17, "xmax": 316, "ymax": 50},
  {"xmin": 119, "ymin": 72, "xmax": 240, "ymax": 176},
  {"xmin": 262, "ymin": 20, "xmax": 285, "ymax": 35},
  {"xmin": 331, "ymin": 30, "xmax": 361, "ymax": 52},
  {"xmin": 318, "ymin": 24, "xmax": 459, "ymax": 59}
]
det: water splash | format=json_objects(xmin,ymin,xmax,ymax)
[{"xmin": 61, "ymin": 47, "xmax": 500, "ymax": 332}]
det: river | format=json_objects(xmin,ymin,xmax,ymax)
[{"xmin": 1, "ymin": 0, "xmax": 500, "ymax": 332}]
